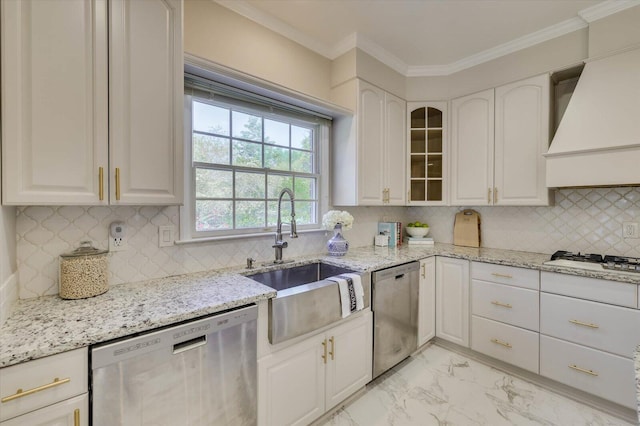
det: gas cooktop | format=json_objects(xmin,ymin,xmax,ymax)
[{"xmin": 545, "ymin": 250, "xmax": 640, "ymax": 274}]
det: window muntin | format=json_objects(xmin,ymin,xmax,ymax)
[{"xmin": 190, "ymin": 98, "xmax": 320, "ymax": 237}]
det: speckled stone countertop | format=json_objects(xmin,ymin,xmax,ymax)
[{"xmin": 2, "ymin": 242, "xmax": 639, "ymax": 368}]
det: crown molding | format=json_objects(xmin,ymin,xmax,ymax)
[
  {"xmin": 578, "ymin": 0, "xmax": 639, "ymax": 23},
  {"xmin": 407, "ymin": 16, "xmax": 588, "ymax": 77},
  {"xmin": 353, "ymin": 33, "xmax": 409, "ymax": 76},
  {"xmin": 213, "ymin": 0, "xmax": 635, "ymax": 78},
  {"xmin": 213, "ymin": 0, "xmax": 335, "ymax": 58}
]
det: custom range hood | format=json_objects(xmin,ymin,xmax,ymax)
[{"xmin": 545, "ymin": 48, "xmax": 640, "ymax": 187}]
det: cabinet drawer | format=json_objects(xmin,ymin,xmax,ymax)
[
  {"xmin": 540, "ymin": 335, "xmax": 635, "ymax": 409},
  {"xmin": 472, "ymin": 262, "xmax": 539, "ymax": 290},
  {"xmin": 472, "ymin": 280, "xmax": 539, "ymax": 331},
  {"xmin": 540, "ymin": 293, "xmax": 640, "ymax": 358},
  {"xmin": 0, "ymin": 393, "xmax": 88, "ymax": 426},
  {"xmin": 0, "ymin": 348, "xmax": 87, "ymax": 422},
  {"xmin": 541, "ymin": 271, "xmax": 637, "ymax": 308},
  {"xmin": 471, "ymin": 316, "xmax": 539, "ymax": 373}
]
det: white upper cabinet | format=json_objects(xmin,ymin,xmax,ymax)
[
  {"xmin": 109, "ymin": 0, "xmax": 183, "ymax": 205},
  {"xmin": 450, "ymin": 74, "xmax": 550, "ymax": 206},
  {"xmin": 450, "ymin": 89, "xmax": 495, "ymax": 206},
  {"xmin": 407, "ymin": 102, "xmax": 448, "ymax": 205},
  {"xmin": 1, "ymin": 0, "xmax": 109, "ymax": 205},
  {"xmin": 494, "ymin": 74, "xmax": 550, "ymax": 205},
  {"xmin": 331, "ymin": 79, "xmax": 406, "ymax": 206},
  {"xmin": 1, "ymin": 0, "xmax": 183, "ymax": 205}
]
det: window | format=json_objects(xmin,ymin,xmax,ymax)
[{"xmin": 182, "ymin": 81, "xmax": 329, "ymax": 240}]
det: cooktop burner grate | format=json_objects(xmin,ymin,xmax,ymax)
[{"xmin": 549, "ymin": 251, "xmax": 640, "ymax": 273}]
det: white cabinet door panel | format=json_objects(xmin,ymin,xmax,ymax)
[
  {"xmin": 258, "ymin": 334, "xmax": 325, "ymax": 426},
  {"xmin": 450, "ymin": 89, "xmax": 494, "ymax": 206},
  {"xmin": 109, "ymin": 0, "xmax": 183, "ymax": 205},
  {"xmin": 325, "ymin": 312, "xmax": 372, "ymax": 410},
  {"xmin": 357, "ymin": 82, "xmax": 385, "ymax": 205},
  {"xmin": 418, "ymin": 257, "xmax": 436, "ymax": 346},
  {"xmin": 1, "ymin": 0, "xmax": 108, "ymax": 205},
  {"xmin": 436, "ymin": 257, "xmax": 470, "ymax": 347},
  {"xmin": 384, "ymin": 92, "xmax": 406, "ymax": 205},
  {"xmin": 495, "ymin": 74, "xmax": 550, "ymax": 205}
]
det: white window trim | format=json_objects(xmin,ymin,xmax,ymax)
[{"xmin": 178, "ymin": 79, "xmax": 330, "ymax": 244}]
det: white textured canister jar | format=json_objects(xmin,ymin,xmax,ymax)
[{"xmin": 59, "ymin": 241, "xmax": 109, "ymax": 299}]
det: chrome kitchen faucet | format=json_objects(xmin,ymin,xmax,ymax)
[{"xmin": 273, "ymin": 188, "xmax": 297, "ymax": 263}]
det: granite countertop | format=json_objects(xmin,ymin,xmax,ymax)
[{"xmin": 2, "ymin": 242, "xmax": 640, "ymax": 368}]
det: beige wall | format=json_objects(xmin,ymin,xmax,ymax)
[
  {"xmin": 588, "ymin": 4, "xmax": 640, "ymax": 58},
  {"xmin": 184, "ymin": 0, "xmax": 332, "ymax": 101},
  {"xmin": 406, "ymin": 28, "xmax": 588, "ymax": 100}
]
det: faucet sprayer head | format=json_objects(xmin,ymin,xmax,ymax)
[{"xmin": 290, "ymin": 219, "xmax": 298, "ymax": 238}]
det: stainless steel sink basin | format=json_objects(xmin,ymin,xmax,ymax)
[{"xmin": 246, "ymin": 261, "xmax": 370, "ymax": 344}]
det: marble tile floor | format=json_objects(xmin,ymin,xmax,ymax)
[{"xmin": 320, "ymin": 344, "xmax": 635, "ymax": 426}]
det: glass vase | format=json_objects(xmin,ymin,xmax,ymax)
[{"xmin": 327, "ymin": 223, "xmax": 349, "ymax": 256}]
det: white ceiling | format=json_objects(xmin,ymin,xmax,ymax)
[{"xmin": 215, "ymin": 0, "xmax": 638, "ymax": 76}]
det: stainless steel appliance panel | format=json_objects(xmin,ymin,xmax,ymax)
[
  {"xmin": 372, "ymin": 261, "xmax": 419, "ymax": 379},
  {"xmin": 91, "ymin": 305, "xmax": 257, "ymax": 426}
]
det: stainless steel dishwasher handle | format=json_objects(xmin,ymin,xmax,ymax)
[{"xmin": 173, "ymin": 335, "xmax": 207, "ymax": 354}]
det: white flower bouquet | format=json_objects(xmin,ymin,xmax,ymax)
[{"xmin": 322, "ymin": 210, "xmax": 354, "ymax": 231}]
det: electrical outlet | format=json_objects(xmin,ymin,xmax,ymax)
[
  {"xmin": 109, "ymin": 235, "xmax": 127, "ymax": 252},
  {"xmin": 622, "ymin": 222, "xmax": 639, "ymax": 239},
  {"xmin": 158, "ymin": 225, "xmax": 175, "ymax": 247}
]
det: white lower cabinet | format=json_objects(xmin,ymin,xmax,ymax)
[
  {"xmin": 0, "ymin": 348, "xmax": 87, "ymax": 423},
  {"xmin": 258, "ymin": 312, "xmax": 373, "ymax": 426},
  {"xmin": 540, "ymin": 335, "xmax": 636, "ymax": 409},
  {"xmin": 435, "ymin": 257, "xmax": 470, "ymax": 347},
  {"xmin": 471, "ymin": 316, "xmax": 539, "ymax": 373},
  {"xmin": 0, "ymin": 394, "xmax": 88, "ymax": 426},
  {"xmin": 418, "ymin": 257, "xmax": 436, "ymax": 346}
]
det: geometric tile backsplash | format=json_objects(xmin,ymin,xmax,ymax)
[{"xmin": 15, "ymin": 187, "xmax": 640, "ymax": 299}]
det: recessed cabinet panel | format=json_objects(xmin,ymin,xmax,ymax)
[
  {"xmin": 407, "ymin": 102, "xmax": 447, "ymax": 205},
  {"xmin": 1, "ymin": 0, "xmax": 108, "ymax": 205},
  {"xmin": 450, "ymin": 90, "xmax": 494, "ymax": 206},
  {"xmin": 110, "ymin": 0, "xmax": 184, "ymax": 205}
]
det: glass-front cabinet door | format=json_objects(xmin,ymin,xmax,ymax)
[{"xmin": 407, "ymin": 102, "xmax": 447, "ymax": 204}]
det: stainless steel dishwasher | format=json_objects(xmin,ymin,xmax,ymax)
[
  {"xmin": 91, "ymin": 305, "xmax": 257, "ymax": 426},
  {"xmin": 372, "ymin": 261, "xmax": 419, "ymax": 378}
]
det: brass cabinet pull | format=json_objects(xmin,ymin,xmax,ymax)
[
  {"xmin": 329, "ymin": 336, "xmax": 335, "ymax": 361},
  {"xmin": 321, "ymin": 339, "xmax": 327, "ymax": 364},
  {"xmin": 421, "ymin": 263, "xmax": 426, "ymax": 279},
  {"xmin": 491, "ymin": 300, "xmax": 513, "ymax": 309},
  {"xmin": 493, "ymin": 187, "xmax": 498, "ymax": 203},
  {"xmin": 569, "ymin": 364, "xmax": 598, "ymax": 376},
  {"xmin": 115, "ymin": 167, "xmax": 121, "ymax": 201},
  {"xmin": 569, "ymin": 319, "xmax": 599, "ymax": 329},
  {"xmin": 490, "ymin": 338, "xmax": 512, "ymax": 348},
  {"xmin": 1, "ymin": 377, "xmax": 71, "ymax": 403},
  {"xmin": 487, "ymin": 188, "xmax": 491, "ymax": 204},
  {"xmin": 98, "ymin": 167, "xmax": 104, "ymax": 201},
  {"xmin": 74, "ymin": 408, "xmax": 80, "ymax": 426},
  {"xmin": 491, "ymin": 272, "xmax": 513, "ymax": 279}
]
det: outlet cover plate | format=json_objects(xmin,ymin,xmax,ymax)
[
  {"xmin": 623, "ymin": 222, "xmax": 639, "ymax": 239},
  {"xmin": 159, "ymin": 226, "xmax": 175, "ymax": 247},
  {"xmin": 109, "ymin": 236, "xmax": 127, "ymax": 252}
]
